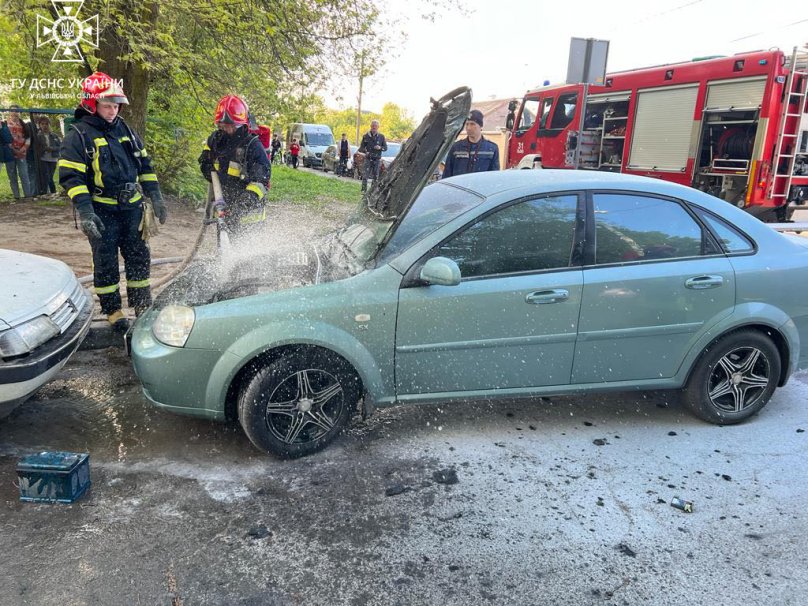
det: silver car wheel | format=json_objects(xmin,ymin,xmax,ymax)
[
  {"xmin": 265, "ymin": 368, "xmax": 345, "ymax": 445},
  {"xmin": 707, "ymin": 346, "xmax": 771, "ymax": 413}
]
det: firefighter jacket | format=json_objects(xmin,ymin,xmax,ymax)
[
  {"xmin": 58, "ymin": 108, "xmax": 160, "ymax": 212},
  {"xmin": 442, "ymin": 136, "xmax": 500, "ymax": 178},
  {"xmin": 199, "ymin": 126, "xmax": 270, "ymax": 210}
]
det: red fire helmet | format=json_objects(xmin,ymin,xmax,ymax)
[
  {"xmin": 214, "ymin": 95, "xmax": 249, "ymax": 126},
  {"xmin": 80, "ymin": 71, "xmax": 129, "ymax": 114}
]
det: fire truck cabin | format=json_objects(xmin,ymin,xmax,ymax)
[{"xmin": 507, "ymin": 49, "xmax": 808, "ymax": 220}]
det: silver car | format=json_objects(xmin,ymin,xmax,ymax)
[{"xmin": 0, "ymin": 249, "xmax": 93, "ymax": 417}]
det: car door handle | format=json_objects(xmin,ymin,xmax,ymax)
[
  {"xmin": 525, "ymin": 289, "xmax": 569, "ymax": 304},
  {"xmin": 685, "ymin": 275, "xmax": 724, "ymax": 290}
]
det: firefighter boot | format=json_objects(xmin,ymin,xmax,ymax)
[{"xmin": 107, "ymin": 310, "xmax": 130, "ymax": 334}]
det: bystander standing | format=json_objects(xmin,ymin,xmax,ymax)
[
  {"xmin": 442, "ymin": 109, "xmax": 499, "ymax": 178},
  {"xmin": 5, "ymin": 106, "xmax": 33, "ymax": 198},
  {"xmin": 359, "ymin": 120, "xmax": 387, "ymax": 192},
  {"xmin": 35, "ymin": 116, "xmax": 61, "ymax": 194}
]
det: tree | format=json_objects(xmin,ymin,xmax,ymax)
[
  {"xmin": 5, "ymin": 0, "xmax": 381, "ymax": 135},
  {"xmin": 380, "ymin": 103, "xmax": 416, "ymax": 140}
]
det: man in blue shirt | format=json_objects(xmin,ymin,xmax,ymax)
[{"xmin": 442, "ymin": 109, "xmax": 500, "ymax": 178}]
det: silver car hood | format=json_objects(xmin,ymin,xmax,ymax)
[{"xmin": 0, "ymin": 249, "xmax": 77, "ymax": 328}]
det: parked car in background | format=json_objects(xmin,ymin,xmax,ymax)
[
  {"xmin": 284, "ymin": 123, "xmax": 335, "ymax": 169},
  {"xmin": 352, "ymin": 142, "xmax": 402, "ymax": 179},
  {"xmin": 322, "ymin": 144, "xmax": 357, "ymax": 175},
  {"xmin": 0, "ymin": 249, "xmax": 93, "ymax": 418},
  {"xmin": 130, "ymin": 86, "xmax": 808, "ymax": 460}
]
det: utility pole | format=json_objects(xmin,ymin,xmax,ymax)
[{"xmin": 355, "ymin": 52, "xmax": 365, "ymax": 146}]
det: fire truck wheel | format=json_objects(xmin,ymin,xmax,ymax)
[{"xmin": 682, "ymin": 330, "xmax": 780, "ymax": 425}]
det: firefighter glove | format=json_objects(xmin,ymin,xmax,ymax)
[
  {"xmin": 150, "ymin": 191, "xmax": 168, "ymax": 224},
  {"xmin": 77, "ymin": 206, "xmax": 105, "ymax": 241}
]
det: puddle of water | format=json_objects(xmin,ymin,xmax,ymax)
[{"xmin": 0, "ymin": 348, "xmax": 257, "ymax": 464}]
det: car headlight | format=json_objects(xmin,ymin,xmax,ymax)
[
  {"xmin": 0, "ymin": 315, "xmax": 61, "ymax": 358},
  {"xmin": 152, "ymin": 305, "xmax": 195, "ymax": 347}
]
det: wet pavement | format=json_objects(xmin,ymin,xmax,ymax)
[{"xmin": 1, "ymin": 347, "xmax": 808, "ymax": 605}]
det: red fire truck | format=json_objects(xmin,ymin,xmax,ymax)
[{"xmin": 506, "ymin": 48, "xmax": 808, "ymax": 220}]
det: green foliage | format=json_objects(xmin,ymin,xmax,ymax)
[
  {"xmin": 310, "ymin": 103, "xmax": 416, "ymax": 146},
  {"xmin": 0, "ymin": 0, "xmax": 444, "ymax": 199},
  {"xmin": 268, "ymin": 165, "xmax": 361, "ymax": 207}
]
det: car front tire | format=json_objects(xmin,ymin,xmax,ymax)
[
  {"xmin": 683, "ymin": 330, "xmax": 780, "ymax": 424},
  {"xmin": 238, "ymin": 349, "xmax": 361, "ymax": 458}
]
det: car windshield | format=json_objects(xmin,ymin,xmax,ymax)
[
  {"xmin": 321, "ymin": 182, "xmax": 483, "ymax": 276},
  {"xmin": 379, "ymin": 182, "xmax": 484, "ymax": 263},
  {"xmin": 382, "ymin": 143, "xmax": 401, "ymax": 158},
  {"xmin": 305, "ymin": 133, "xmax": 334, "ymax": 146}
]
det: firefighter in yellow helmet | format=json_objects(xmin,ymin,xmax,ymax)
[{"xmin": 58, "ymin": 72, "xmax": 167, "ymax": 332}]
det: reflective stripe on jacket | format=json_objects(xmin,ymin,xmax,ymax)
[{"xmin": 58, "ymin": 110, "xmax": 160, "ymax": 211}]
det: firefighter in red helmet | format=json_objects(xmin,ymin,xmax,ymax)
[
  {"xmin": 58, "ymin": 72, "xmax": 167, "ymax": 332},
  {"xmin": 198, "ymin": 94, "xmax": 270, "ymax": 239}
]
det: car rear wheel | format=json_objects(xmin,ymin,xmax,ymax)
[
  {"xmin": 238, "ymin": 349, "xmax": 361, "ymax": 458},
  {"xmin": 683, "ymin": 330, "xmax": 780, "ymax": 424}
]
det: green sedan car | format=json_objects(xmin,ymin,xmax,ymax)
[{"xmin": 131, "ymin": 90, "xmax": 808, "ymax": 457}]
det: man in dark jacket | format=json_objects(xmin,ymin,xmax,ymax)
[
  {"xmin": 359, "ymin": 120, "xmax": 387, "ymax": 192},
  {"xmin": 0, "ymin": 119, "xmax": 15, "ymax": 190},
  {"xmin": 198, "ymin": 94, "xmax": 271, "ymax": 240},
  {"xmin": 270, "ymin": 134, "xmax": 282, "ymax": 164},
  {"xmin": 338, "ymin": 132, "xmax": 350, "ymax": 177},
  {"xmin": 36, "ymin": 116, "xmax": 61, "ymax": 194},
  {"xmin": 58, "ymin": 72, "xmax": 167, "ymax": 331},
  {"xmin": 442, "ymin": 109, "xmax": 500, "ymax": 178}
]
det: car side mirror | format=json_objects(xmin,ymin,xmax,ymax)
[{"xmin": 419, "ymin": 257, "xmax": 461, "ymax": 286}]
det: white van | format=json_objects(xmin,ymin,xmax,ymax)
[{"xmin": 285, "ymin": 123, "xmax": 335, "ymax": 168}]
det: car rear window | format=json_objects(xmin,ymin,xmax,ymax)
[{"xmin": 692, "ymin": 207, "xmax": 755, "ymax": 253}]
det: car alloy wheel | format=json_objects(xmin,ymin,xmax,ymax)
[
  {"xmin": 683, "ymin": 330, "xmax": 780, "ymax": 424},
  {"xmin": 264, "ymin": 368, "xmax": 344, "ymax": 445},
  {"xmin": 238, "ymin": 349, "xmax": 360, "ymax": 457},
  {"xmin": 708, "ymin": 346, "xmax": 770, "ymax": 413}
]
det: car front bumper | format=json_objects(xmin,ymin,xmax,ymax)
[
  {"xmin": 130, "ymin": 311, "xmax": 232, "ymax": 420},
  {"xmin": 0, "ymin": 299, "xmax": 93, "ymax": 405}
]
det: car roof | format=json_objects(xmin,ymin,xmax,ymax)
[
  {"xmin": 437, "ymin": 169, "xmax": 788, "ymax": 244},
  {"xmin": 440, "ymin": 169, "xmax": 682, "ymax": 197}
]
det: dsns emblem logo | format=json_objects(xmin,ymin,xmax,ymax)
[{"xmin": 37, "ymin": 0, "xmax": 99, "ymax": 62}]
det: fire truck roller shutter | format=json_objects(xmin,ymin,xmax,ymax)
[
  {"xmin": 587, "ymin": 93, "xmax": 631, "ymax": 104},
  {"xmin": 705, "ymin": 77, "xmax": 766, "ymax": 111},
  {"xmin": 628, "ymin": 84, "xmax": 699, "ymax": 172}
]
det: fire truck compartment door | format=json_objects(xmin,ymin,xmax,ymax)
[
  {"xmin": 705, "ymin": 77, "xmax": 766, "ymax": 111},
  {"xmin": 628, "ymin": 84, "xmax": 698, "ymax": 172}
]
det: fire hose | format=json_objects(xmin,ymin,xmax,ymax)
[{"xmin": 78, "ymin": 176, "xmax": 229, "ymax": 297}]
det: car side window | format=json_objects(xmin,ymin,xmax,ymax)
[
  {"xmin": 550, "ymin": 93, "xmax": 578, "ymax": 129},
  {"xmin": 436, "ymin": 195, "xmax": 579, "ymax": 278},
  {"xmin": 517, "ymin": 99, "xmax": 539, "ymax": 133},
  {"xmin": 593, "ymin": 193, "xmax": 704, "ymax": 265},
  {"xmin": 692, "ymin": 207, "xmax": 754, "ymax": 253},
  {"xmin": 538, "ymin": 98, "xmax": 554, "ymax": 130}
]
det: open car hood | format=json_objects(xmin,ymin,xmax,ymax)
[
  {"xmin": 365, "ymin": 87, "xmax": 471, "ymax": 222},
  {"xmin": 152, "ymin": 88, "xmax": 472, "ymax": 309}
]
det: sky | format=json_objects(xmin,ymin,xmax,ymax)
[{"xmin": 329, "ymin": 0, "xmax": 807, "ymax": 120}]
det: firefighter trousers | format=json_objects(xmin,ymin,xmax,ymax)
[{"xmin": 90, "ymin": 206, "xmax": 152, "ymax": 315}]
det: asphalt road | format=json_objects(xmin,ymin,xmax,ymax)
[{"xmin": 1, "ymin": 345, "xmax": 807, "ymax": 605}]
